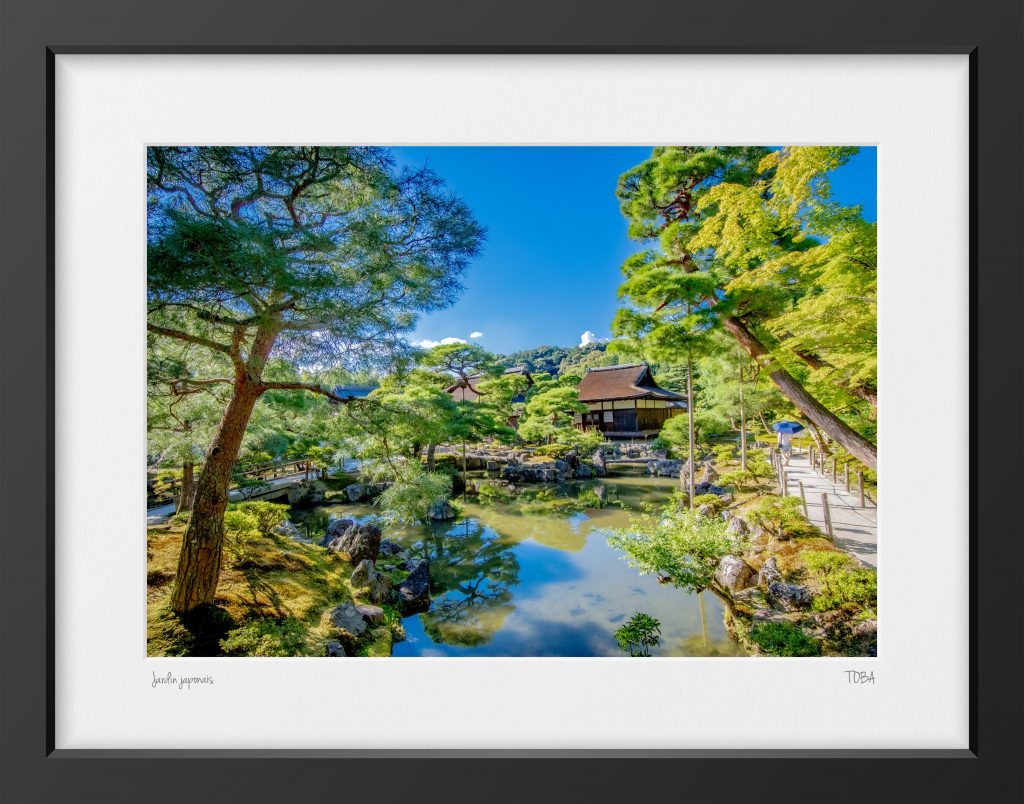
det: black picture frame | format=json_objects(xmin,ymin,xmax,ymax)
[{"xmin": 1, "ymin": 1, "xmax": 1021, "ymax": 801}]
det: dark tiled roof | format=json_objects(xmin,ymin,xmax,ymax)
[
  {"xmin": 576, "ymin": 364, "xmax": 686, "ymax": 403},
  {"xmin": 444, "ymin": 366, "xmax": 532, "ymax": 400}
]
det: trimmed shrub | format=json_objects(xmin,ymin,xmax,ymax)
[{"xmin": 232, "ymin": 501, "xmax": 289, "ymax": 534}]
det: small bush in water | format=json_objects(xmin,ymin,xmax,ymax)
[{"xmin": 614, "ymin": 612, "xmax": 662, "ymax": 657}]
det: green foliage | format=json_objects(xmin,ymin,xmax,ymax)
[
  {"xmin": 614, "ymin": 612, "xmax": 662, "ymax": 657},
  {"xmin": 555, "ymin": 426, "xmax": 605, "ymax": 455},
  {"xmin": 713, "ymin": 444, "xmax": 736, "ymax": 465},
  {"xmin": 803, "ymin": 551, "xmax": 878, "ymax": 612},
  {"xmin": 532, "ymin": 444, "xmax": 572, "ymax": 458},
  {"xmin": 231, "ymin": 501, "xmax": 289, "ymax": 534},
  {"xmin": 219, "ymin": 618, "xmax": 313, "ymax": 657},
  {"xmin": 497, "ymin": 342, "xmax": 611, "ymax": 376},
  {"xmin": 692, "ymin": 493, "xmax": 724, "ymax": 513},
  {"xmin": 373, "ymin": 466, "xmax": 453, "ymax": 525},
  {"xmin": 748, "ymin": 621, "xmax": 820, "ymax": 657},
  {"xmin": 612, "ymin": 145, "xmax": 877, "ymax": 465},
  {"xmin": 718, "ymin": 469, "xmax": 755, "ymax": 490},
  {"xmin": 656, "ymin": 416, "xmax": 691, "ymax": 459},
  {"xmin": 608, "ymin": 505, "xmax": 739, "ymax": 593},
  {"xmin": 746, "ymin": 495, "xmax": 818, "ymax": 539},
  {"xmin": 223, "ymin": 509, "xmax": 260, "ymax": 538}
]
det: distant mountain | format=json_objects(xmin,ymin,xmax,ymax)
[{"xmin": 497, "ymin": 342, "xmax": 622, "ymax": 376}]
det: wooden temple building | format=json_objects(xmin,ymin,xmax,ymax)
[{"xmin": 573, "ymin": 363, "xmax": 686, "ymax": 438}]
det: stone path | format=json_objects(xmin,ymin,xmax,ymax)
[{"xmin": 778, "ymin": 451, "xmax": 878, "ymax": 568}]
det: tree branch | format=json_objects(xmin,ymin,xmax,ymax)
[
  {"xmin": 147, "ymin": 323, "xmax": 232, "ymax": 355},
  {"xmin": 259, "ymin": 381, "xmax": 352, "ymax": 403}
]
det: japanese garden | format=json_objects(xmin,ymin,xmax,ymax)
[{"xmin": 147, "ymin": 145, "xmax": 878, "ymax": 658}]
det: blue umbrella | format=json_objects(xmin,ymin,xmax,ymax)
[{"xmin": 771, "ymin": 421, "xmax": 805, "ymax": 434}]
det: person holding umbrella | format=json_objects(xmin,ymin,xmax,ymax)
[{"xmin": 772, "ymin": 421, "xmax": 805, "ymax": 465}]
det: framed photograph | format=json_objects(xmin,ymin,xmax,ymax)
[{"xmin": 1, "ymin": 0, "xmax": 1021, "ymax": 801}]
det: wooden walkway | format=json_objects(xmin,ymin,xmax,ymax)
[{"xmin": 777, "ymin": 451, "xmax": 878, "ymax": 568}]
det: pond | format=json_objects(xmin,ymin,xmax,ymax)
[{"xmin": 294, "ymin": 468, "xmax": 744, "ymax": 658}]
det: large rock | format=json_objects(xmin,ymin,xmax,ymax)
[
  {"xmin": 354, "ymin": 603, "xmax": 386, "ymax": 625},
  {"xmin": 325, "ymin": 602, "xmax": 369, "ymax": 637},
  {"xmin": 501, "ymin": 461, "xmax": 571, "ymax": 484},
  {"xmin": 767, "ymin": 581, "xmax": 812, "ymax": 611},
  {"xmin": 319, "ymin": 518, "xmax": 354, "ymax": 547},
  {"xmin": 574, "ymin": 463, "xmax": 596, "ymax": 479},
  {"xmin": 646, "ymin": 459, "xmax": 684, "ymax": 478},
  {"xmin": 379, "ymin": 539, "xmax": 406, "ymax": 557},
  {"xmin": 757, "ymin": 557, "xmax": 784, "ymax": 587},
  {"xmin": 427, "ymin": 498, "xmax": 457, "ymax": 521},
  {"xmin": 368, "ymin": 572, "xmax": 393, "ymax": 605},
  {"xmin": 714, "ymin": 555, "xmax": 757, "ymax": 593},
  {"xmin": 350, "ymin": 559, "xmax": 375, "ymax": 587},
  {"xmin": 344, "ymin": 481, "xmax": 390, "ymax": 503},
  {"xmin": 397, "ymin": 559, "xmax": 431, "ymax": 615},
  {"xmin": 286, "ymin": 480, "xmax": 326, "ymax": 506},
  {"xmin": 591, "ymin": 449, "xmax": 607, "ymax": 472},
  {"xmin": 726, "ymin": 516, "xmax": 751, "ymax": 536},
  {"xmin": 327, "ymin": 522, "xmax": 382, "ymax": 564},
  {"xmin": 699, "ymin": 464, "xmax": 720, "ymax": 485}
]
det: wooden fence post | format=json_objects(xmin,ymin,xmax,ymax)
[
  {"xmin": 809, "ymin": 446, "xmax": 814, "ymax": 469},
  {"xmin": 844, "ymin": 463, "xmax": 850, "ymax": 493},
  {"xmin": 821, "ymin": 493, "xmax": 834, "ymax": 540},
  {"xmin": 831, "ymin": 458, "xmax": 837, "ymax": 484},
  {"xmin": 798, "ymin": 480, "xmax": 808, "ymax": 517},
  {"xmin": 858, "ymin": 472, "xmax": 865, "ymax": 508},
  {"xmin": 782, "ymin": 470, "xmax": 789, "ymax": 497}
]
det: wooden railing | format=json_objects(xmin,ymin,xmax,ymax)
[{"xmin": 147, "ymin": 457, "xmax": 314, "ymax": 508}]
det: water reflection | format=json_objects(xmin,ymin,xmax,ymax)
[
  {"xmin": 295, "ymin": 468, "xmax": 744, "ymax": 657},
  {"xmin": 415, "ymin": 518, "xmax": 520, "ymax": 648}
]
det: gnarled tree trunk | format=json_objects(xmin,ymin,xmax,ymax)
[
  {"xmin": 168, "ymin": 380, "xmax": 263, "ymax": 613},
  {"xmin": 722, "ymin": 316, "xmax": 877, "ymax": 470},
  {"xmin": 169, "ymin": 320, "xmax": 281, "ymax": 614}
]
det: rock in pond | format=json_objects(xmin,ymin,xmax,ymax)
[
  {"xmin": 319, "ymin": 518, "xmax": 354, "ymax": 547},
  {"xmin": 427, "ymin": 498, "xmax": 457, "ymax": 521},
  {"xmin": 714, "ymin": 555, "xmax": 757, "ymax": 592},
  {"xmin": 287, "ymin": 480, "xmax": 326, "ymax": 506},
  {"xmin": 327, "ymin": 522, "xmax": 382, "ymax": 564},
  {"xmin": 397, "ymin": 559, "xmax": 431, "ymax": 615}
]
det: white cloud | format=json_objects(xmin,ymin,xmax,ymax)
[
  {"xmin": 469, "ymin": 331, "xmax": 484, "ymax": 339},
  {"xmin": 579, "ymin": 330, "xmax": 601, "ymax": 347},
  {"xmin": 413, "ymin": 336, "xmax": 467, "ymax": 349}
]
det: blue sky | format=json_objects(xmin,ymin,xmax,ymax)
[{"xmin": 393, "ymin": 146, "xmax": 877, "ymax": 356}]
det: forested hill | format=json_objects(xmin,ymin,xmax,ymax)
[{"xmin": 496, "ymin": 342, "xmax": 620, "ymax": 376}]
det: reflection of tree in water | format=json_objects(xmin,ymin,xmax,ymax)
[{"xmin": 411, "ymin": 518, "xmax": 520, "ymax": 648}]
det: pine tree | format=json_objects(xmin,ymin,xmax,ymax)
[
  {"xmin": 614, "ymin": 146, "xmax": 877, "ymax": 468},
  {"xmin": 147, "ymin": 146, "xmax": 483, "ymax": 612}
]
